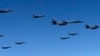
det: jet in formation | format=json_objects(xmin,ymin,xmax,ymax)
[
  {"xmin": 85, "ymin": 24, "xmax": 100, "ymax": 30},
  {"xmin": 0, "ymin": 9, "xmax": 12, "ymax": 13},
  {"xmin": 60, "ymin": 37, "xmax": 70, "ymax": 40},
  {"xmin": 69, "ymin": 33, "xmax": 78, "ymax": 36},
  {"xmin": 15, "ymin": 42, "xmax": 25, "ymax": 45},
  {"xmin": 33, "ymin": 15, "xmax": 45, "ymax": 18},
  {"xmin": 52, "ymin": 19, "xmax": 83, "ymax": 26},
  {"xmin": 1, "ymin": 46, "xmax": 11, "ymax": 49}
]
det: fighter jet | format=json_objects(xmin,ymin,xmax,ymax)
[
  {"xmin": 33, "ymin": 15, "xmax": 45, "ymax": 18},
  {"xmin": 0, "ymin": 9, "xmax": 12, "ymax": 13},
  {"xmin": 15, "ymin": 42, "xmax": 25, "ymax": 45},
  {"xmin": 0, "ymin": 34, "xmax": 4, "ymax": 37},
  {"xmin": 69, "ymin": 20, "xmax": 83, "ymax": 23},
  {"xmin": 69, "ymin": 33, "xmax": 78, "ymax": 36},
  {"xmin": 1, "ymin": 46, "xmax": 11, "ymax": 49},
  {"xmin": 52, "ymin": 19, "xmax": 57, "ymax": 25},
  {"xmin": 58, "ymin": 21, "xmax": 68, "ymax": 26},
  {"xmin": 60, "ymin": 37, "xmax": 70, "ymax": 40},
  {"xmin": 85, "ymin": 24, "xmax": 100, "ymax": 30}
]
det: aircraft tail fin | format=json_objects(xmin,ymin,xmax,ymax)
[{"xmin": 85, "ymin": 24, "xmax": 90, "ymax": 29}]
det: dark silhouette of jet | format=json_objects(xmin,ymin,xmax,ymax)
[
  {"xmin": 0, "ymin": 9, "xmax": 12, "ymax": 13},
  {"xmin": 52, "ymin": 19, "xmax": 57, "ymax": 25},
  {"xmin": 58, "ymin": 20, "xmax": 83, "ymax": 26},
  {"xmin": 33, "ymin": 15, "xmax": 45, "ymax": 18},
  {"xmin": 69, "ymin": 20, "xmax": 83, "ymax": 23},
  {"xmin": 15, "ymin": 42, "xmax": 25, "ymax": 45},
  {"xmin": 69, "ymin": 33, "xmax": 78, "ymax": 36},
  {"xmin": 1, "ymin": 46, "xmax": 11, "ymax": 49},
  {"xmin": 0, "ymin": 34, "xmax": 4, "ymax": 37},
  {"xmin": 52, "ymin": 20, "xmax": 83, "ymax": 26},
  {"xmin": 85, "ymin": 24, "xmax": 100, "ymax": 30},
  {"xmin": 60, "ymin": 37, "xmax": 70, "ymax": 40}
]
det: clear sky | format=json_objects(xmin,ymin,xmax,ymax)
[{"xmin": 0, "ymin": 0, "xmax": 100, "ymax": 56}]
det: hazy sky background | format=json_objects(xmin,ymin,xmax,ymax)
[{"xmin": 0, "ymin": 0, "xmax": 100, "ymax": 56}]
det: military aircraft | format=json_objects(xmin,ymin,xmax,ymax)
[
  {"xmin": 85, "ymin": 24, "xmax": 100, "ymax": 30},
  {"xmin": 33, "ymin": 15, "xmax": 45, "ymax": 18},
  {"xmin": 0, "ymin": 9, "xmax": 12, "ymax": 13},
  {"xmin": 60, "ymin": 37, "xmax": 70, "ymax": 40},
  {"xmin": 1, "ymin": 46, "xmax": 11, "ymax": 49},
  {"xmin": 69, "ymin": 33, "xmax": 78, "ymax": 36},
  {"xmin": 52, "ymin": 19, "xmax": 57, "ymax": 25},
  {"xmin": 69, "ymin": 20, "xmax": 83, "ymax": 23},
  {"xmin": 52, "ymin": 20, "xmax": 83, "ymax": 26},
  {"xmin": 15, "ymin": 42, "xmax": 25, "ymax": 45},
  {"xmin": 0, "ymin": 34, "xmax": 4, "ymax": 37}
]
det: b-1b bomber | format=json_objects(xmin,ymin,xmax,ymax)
[{"xmin": 52, "ymin": 19, "xmax": 83, "ymax": 26}]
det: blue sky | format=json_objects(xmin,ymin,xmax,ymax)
[{"xmin": 0, "ymin": 0, "xmax": 100, "ymax": 56}]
